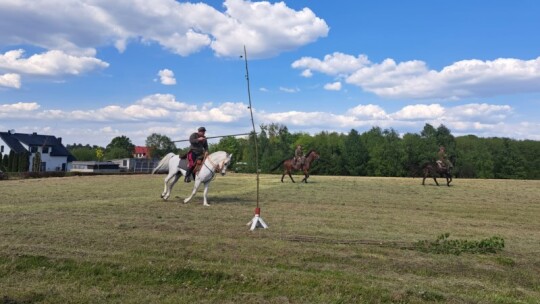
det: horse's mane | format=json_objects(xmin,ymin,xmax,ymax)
[
  {"xmin": 208, "ymin": 151, "xmax": 228, "ymax": 162},
  {"xmin": 305, "ymin": 149, "xmax": 316, "ymax": 157}
]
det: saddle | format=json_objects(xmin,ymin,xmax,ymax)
[
  {"xmin": 178, "ymin": 151, "xmax": 205, "ymax": 179},
  {"xmin": 436, "ymin": 160, "xmax": 445, "ymax": 170}
]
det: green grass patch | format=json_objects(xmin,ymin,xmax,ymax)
[
  {"xmin": 1, "ymin": 174, "xmax": 539, "ymax": 303},
  {"xmin": 414, "ymin": 233, "xmax": 505, "ymax": 255}
]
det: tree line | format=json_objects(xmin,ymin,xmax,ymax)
[
  {"xmin": 0, "ymin": 151, "xmax": 41, "ymax": 173},
  {"xmin": 5, "ymin": 124, "xmax": 536, "ymax": 179},
  {"xmin": 66, "ymin": 124, "xmax": 538, "ymax": 179},
  {"xmin": 212, "ymin": 123, "xmax": 539, "ymax": 180}
]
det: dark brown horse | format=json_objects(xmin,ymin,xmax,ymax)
[
  {"xmin": 271, "ymin": 150, "xmax": 320, "ymax": 183},
  {"xmin": 422, "ymin": 162, "xmax": 452, "ymax": 186}
]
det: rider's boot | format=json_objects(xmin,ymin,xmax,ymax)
[{"xmin": 184, "ymin": 168, "xmax": 193, "ymax": 183}]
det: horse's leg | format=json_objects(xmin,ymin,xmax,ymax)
[
  {"xmin": 184, "ymin": 178, "xmax": 202, "ymax": 204},
  {"xmin": 161, "ymin": 175, "xmax": 168, "ymax": 198},
  {"xmin": 433, "ymin": 176, "xmax": 439, "ymax": 186},
  {"xmin": 288, "ymin": 170, "xmax": 295, "ymax": 183},
  {"xmin": 281, "ymin": 171, "xmax": 285, "ymax": 183},
  {"xmin": 169, "ymin": 173, "xmax": 180, "ymax": 199},
  {"xmin": 202, "ymin": 181, "xmax": 210, "ymax": 206},
  {"xmin": 301, "ymin": 169, "xmax": 309, "ymax": 183},
  {"xmin": 162, "ymin": 172, "xmax": 176, "ymax": 200}
]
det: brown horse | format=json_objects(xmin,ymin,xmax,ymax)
[
  {"xmin": 422, "ymin": 162, "xmax": 452, "ymax": 186},
  {"xmin": 271, "ymin": 150, "xmax": 320, "ymax": 183}
]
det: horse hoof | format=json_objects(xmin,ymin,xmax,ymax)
[{"xmin": 203, "ymin": 204, "xmax": 210, "ymax": 207}]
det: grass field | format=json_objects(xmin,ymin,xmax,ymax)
[{"xmin": 1, "ymin": 173, "xmax": 539, "ymax": 303}]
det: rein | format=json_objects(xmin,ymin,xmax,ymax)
[{"xmin": 200, "ymin": 155, "xmax": 222, "ymax": 182}]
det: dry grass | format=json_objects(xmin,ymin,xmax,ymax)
[{"xmin": 1, "ymin": 173, "xmax": 539, "ymax": 303}]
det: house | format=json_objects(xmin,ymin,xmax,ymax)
[
  {"xmin": 70, "ymin": 161, "xmax": 120, "ymax": 173},
  {"xmin": 133, "ymin": 146, "xmax": 150, "ymax": 158},
  {"xmin": 110, "ymin": 157, "xmax": 160, "ymax": 173},
  {"xmin": 0, "ymin": 130, "xmax": 75, "ymax": 172}
]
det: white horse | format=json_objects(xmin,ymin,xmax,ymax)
[{"xmin": 152, "ymin": 151, "xmax": 233, "ymax": 206}]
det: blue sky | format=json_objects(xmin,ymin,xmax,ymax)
[{"xmin": 1, "ymin": 0, "xmax": 540, "ymax": 147}]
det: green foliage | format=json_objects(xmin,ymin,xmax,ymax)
[
  {"xmin": 106, "ymin": 136, "xmax": 135, "ymax": 159},
  {"xmin": 32, "ymin": 152, "xmax": 41, "ymax": 172},
  {"xmin": 124, "ymin": 123, "xmax": 540, "ymax": 180},
  {"xmin": 8, "ymin": 150, "xmax": 17, "ymax": 172},
  {"xmin": 1, "ymin": 154, "xmax": 8, "ymax": 171},
  {"xmin": 104, "ymin": 147, "xmax": 132, "ymax": 159},
  {"xmin": 18, "ymin": 152, "xmax": 30, "ymax": 172},
  {"xmin": 343, "ymin": 129, "xmax": 368, "ymax": 175},
  {"xmin": 145, "ymin": 133, "xmax": 176, "ymax": 159},
  {"xmin": 414, "ymin": 233, "xmax": 505, "ymax": 255}
]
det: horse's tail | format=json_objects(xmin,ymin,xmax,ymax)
[
  {"xmin": 270, "ymin": 159, "xmax": 286, "ymax": 172},
  {"xmin": 152, "ymin": 153, "xmax": 175, "ymax": 174}
]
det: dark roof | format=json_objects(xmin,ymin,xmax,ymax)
[
  {"xmin": 0, "ymin": 131, "xmax": 75, "ymax": 161},
  {"xmin": 0, "ymin": 132, "xmax": 27, "ymax": 153}
]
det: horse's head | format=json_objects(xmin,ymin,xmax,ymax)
[
  {"xmin": 306, "ymin": 150, "xmax": 320, "ymax": 161},
  {"xmin": 218, "ymin": 153, "xmax": 233, "ymax": 176}
]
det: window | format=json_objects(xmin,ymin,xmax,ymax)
[
  {"xmin": 42, "ymin": 146, "xmax": 49, "ymax": 154},
  {"xmin": 1, "ymin": 145, "xmax": 3, "ymax": 153},
  {"xmin": 30, "ymin": 146, "xmax": 38, "ymax": 153}
]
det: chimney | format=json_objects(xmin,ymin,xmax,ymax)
[
  {"xmin": 32, "ymin": 132, "xmax": 37, "ymax": 136},
  {"xmin": 57, "ymin": 137, "xmax": 62, "ymax": 144}
]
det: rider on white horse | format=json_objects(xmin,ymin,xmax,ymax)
[{"xmin": 184, "ymin": 127, "xmax": 208, "ymax": 183}]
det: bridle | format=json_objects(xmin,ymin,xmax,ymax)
[{"xmin": 201, "ymin": 154, "xmax": 229, "ymax": 182}]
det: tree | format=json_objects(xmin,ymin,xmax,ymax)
[
  {"xmin": 104, "ymin": 147, "xmax": 131, "ymax": 160},
  {"xmin": 32, "ymin": 152, "xmax": 42, "ymax": 172},
  {"xmin": 8, "ymin": 150, "xmax": 16, "ymax": 172},
  {"xmin": 106, "ymin": 135, "xmax": 135, "ymax": 158},
  {"xmin": 455, "ymin": 135, "xmax": 494, "ymax": 178},
  {"xmin": 493, "ymin": 138, "xmax": 526, "ymax": 179},
  {"xmin": 343, "ymin": 129, "xmax": 368, "ymax": 176},
  {"xmin": 69, "ymin": 147, "xmax": 98, "ymax": 161},
  {"xmin": 2, "ymin": 154, "xmax": 8, "ymax": 171},
  {"xmin": 212, "ymin": 136, "xmax": 243, "ymax": 168},
  {"xmin": 18, "ymin": 152, "xmax": 29, "ymax": 172},
  {"xmin": 145, "ymin": 133, "xmax": 176, "ymax": 158}
]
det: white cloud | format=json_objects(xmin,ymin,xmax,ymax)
[
  {"xmin": 445, "ymin": 103, "xmax": 512, "ymax": 122},
  {"xmin": 293, "ymin": 52, "xmax": 371, "ymax": 76},
  {"xmin": 346, "ymin": 104, "xmax": 388, "ymax": 119},
  {"xmin": 293, "ymin": 53, "xmax": 540, "ymax": 99},
  {"xmin": 136, "ymin": 94, "xmax": 196, "ymax": 111},
  {"xmin": 0, "ymin": 73, "xmax": 21, "ymax": 88},
  {"xmin": 324, "ymin": 81, "xmax": 342, "ymax": 91},
  {"xmin": 2, "ymin": 96, "xmax": 537, "ymax": 145},
  {"xmin": 391, "ymin": 104, "xmax": 445, "ymax": 120},
  {"xmin": 0, "ymin": 0, "xmax": 328, "ymax": 59},
  {"xmin": 260, "ymin": 111, "xmax": 359, "ymax": 127},
  {"xmin": 182, "ymin": 102, "xmax": 250, "ymax": 122},
  {"xmin": 301, "ymin": 69, "xmax": 313, "ymax": 78},
  {"xmin": 211, "ymin": 0, "xmax": 329, "ymax": 58},
  {"xmin": 279, "ymin": 86, "xmax": 300, "ymax": 93},
  {"xmin": 0, "ymin": 102, "xmax": 40, "ymax": 112},
  {"xmin": 259, "ymin": 87, "xmax": 269, "ymax": 92},
  {"xmin": 0, "ymin": 49, "xmax": 108, "ymax": 76},
  {"xmin": 157, "ymin": 69, "xmax": 176, "ymax": 85}
]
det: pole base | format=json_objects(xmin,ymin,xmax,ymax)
[{"xmin": 246, "ymin": 208, "xmax": 268, "ymax": 231}]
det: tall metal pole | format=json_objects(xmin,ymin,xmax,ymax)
[{"xmin": 243, "ymin": 45, "xmax": 260, "ymax": 208}]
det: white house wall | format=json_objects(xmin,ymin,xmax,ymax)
[
  {"xmin": 21, "ymin": 143, "xmax": 68, "ymax": 172},
  {"xmin": 0, "ymin": 138, "xmax": 12, "ymax": 157}
]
